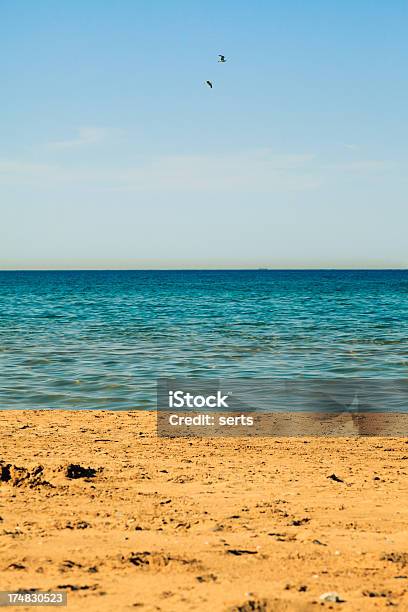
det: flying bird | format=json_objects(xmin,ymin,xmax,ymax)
[
  {"xmin": 218, "ymin": 54, "xmax": 226, "ymax": 62},
  {"xmin": 205, "ymin": 80, "xmax": 213, "ymax": 88}
]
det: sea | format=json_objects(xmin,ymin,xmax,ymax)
[{"xmin": 0, "ymin": 270, "xmax": 407, "ymax": 410}]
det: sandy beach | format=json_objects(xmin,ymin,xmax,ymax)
[{"xmin": 1, "ymin": 410, "xmax": 408, "ymax": 611}]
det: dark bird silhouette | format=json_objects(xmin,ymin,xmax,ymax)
[
  {"xmin": 205, "ymin": 80, "xmax": 213, "ymax": 88},
  {"xmin": 218, "ymin": 55, "xmax": 226, "ymax": 63}
]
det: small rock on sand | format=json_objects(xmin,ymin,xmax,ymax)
[{"xmin": 319, "ymin": 591, "xmax": 345, "ymax": 603}]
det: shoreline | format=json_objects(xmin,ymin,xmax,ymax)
[{"xmin": 1, "ymin": 410, "xmax": 407, "ymax": 610}]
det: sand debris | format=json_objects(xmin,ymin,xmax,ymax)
[
  {"xmin": 228, "ymin": 599, "xmax": 271, "ymax": 612},
  {"xmin": 65, "ymin": 464, "xmax": 101, "ymax": 479},
  {"xmin": 381, "ymin": 552, "xmax": 408, "ymax": 567},
  {"xmin": 226, "ymin": 549, "xmax": 258, "ymax": 556},
  {"xmin": 327, "ymin": 473, "xmax": 344, "ymax": 483},
  {"xmin": 0, "ymin": 462, "xmax": 52, "ymax": 488},
  {"xmin": 56, "ymin": 584, "xmax": 98, "ymax": 591}
]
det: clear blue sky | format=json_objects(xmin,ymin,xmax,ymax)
[{"xmin": 1, "ymin": 0, "xmax": 407, "ymax": 269}]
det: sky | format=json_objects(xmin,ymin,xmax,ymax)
[{"xmin": 1, "ymin": 0, "xmax": 407, "ymax": 269}]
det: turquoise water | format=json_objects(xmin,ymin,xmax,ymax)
[{"xmin": 0, "ymin": 270, "xmax": 407, "ymax": 409}]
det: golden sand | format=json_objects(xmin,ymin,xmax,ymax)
[{"xmin": 1, "ymin": 410, "xmax": 408, "ymax": 611}]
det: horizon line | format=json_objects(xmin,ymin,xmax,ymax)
[{"xmin": 0, "ymin": 267, "xmax": 407, "ymax": 273}]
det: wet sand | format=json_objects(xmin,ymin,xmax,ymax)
[{"xmin": 1, "ymin": 410, "xmax": 408, "ymax": 611}]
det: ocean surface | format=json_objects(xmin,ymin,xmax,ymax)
[{"xmin": 0, "ymin": 270, "xmax": 407, "ymax": 410}]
